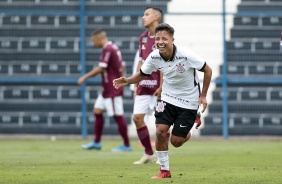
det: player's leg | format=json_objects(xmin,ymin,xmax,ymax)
[
  {"xmin": 170, "ymin": 109, "xmax": 197, "ymax": 148},
  {"xmin": 149, "ymin": 96, "xmax": 171, "ymax": 144},
  {"xmin": 111, "ymin": 96, "xmax": 132, "ymax": 152},
  {"xmin": 133, "ymin": 95, "xmax": 156, "ymax": 164},
  {"xmin": 152, "ymin": 124, "xmax": 171, "ymax": 178},
  {"xmin": 133, "ymin": 113, "xmax": 146, "ymax": 128},
  {"xmin": 81, "ymin": 94, "xmax": 105, "ymax": 150},
  {"xmin": 152, "ymin": 100, "xmax": 173, "ymax": 178},
  {"xmin": 93, "ymin": 108, "xmax": 104, "ymax": 144},
  {"xmin": 184, "ymin": 112, "xmax": 202, "ymax": 142}
]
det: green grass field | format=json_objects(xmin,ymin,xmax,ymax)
[{"xmin": 0, "ymin": 137, "xmax": 281, "ymax": 184}]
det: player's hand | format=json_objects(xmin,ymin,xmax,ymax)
[
  {"xmin": 153, "ymin": 87, "xmax": 162, "ymax": 99},
  {"xmin": 113, "ymin": 77, "xmax": 129, "ymax": 89},
  {"xmin": 195, "ymin": 112, "xmax": 202, "ymax": 129},
  {"xmin": 198, "ymin": 95, "xmax": 207, "ymax": 113},
  {"xmin": 77, "ymin": 76, "xmax": 86, "ymax": 86}
]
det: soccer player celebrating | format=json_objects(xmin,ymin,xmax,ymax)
[
  {"xmin": 78, "ymin": 29, "xmax": 132, "ymax": 152},
  {"xmin": 113, "ymin": 23, "xmax": 212, "ymax": 178}
]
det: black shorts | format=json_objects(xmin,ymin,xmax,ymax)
[{"xmin": 154, "ymin": 100, "xmax": 197, "ymax": 138}]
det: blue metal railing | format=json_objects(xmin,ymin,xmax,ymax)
[
  {"xmin": 222, "ymin": 0, "xmax": 229, "ymax": 139},
  {"xmin": 79, "ymin": 0, "xmax": 87, "ymax": 139}
]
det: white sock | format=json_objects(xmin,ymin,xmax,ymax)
[{"xmin": 156, "ymin": 151, "xmax": 169, "ymax": 171}]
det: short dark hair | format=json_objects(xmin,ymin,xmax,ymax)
[
  {"xmin": 145, "ymin": 7, "xmax": 163, "ymax": 16},
  {"xmin": 92, "ymin": 29, "xmax": 105, "ymax": 36},
  {"xmin": 155, "ymin": 23, "xmax": 174, "ymax": 36}
]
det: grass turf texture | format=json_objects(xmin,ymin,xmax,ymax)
[{"xmin": 0, "ymin": 138, "xmax": 281, "ymax": 184}]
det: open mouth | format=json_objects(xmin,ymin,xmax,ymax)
[{"xmin": 157, "ymin": 44, "xmax": 165, "ymax": 49}]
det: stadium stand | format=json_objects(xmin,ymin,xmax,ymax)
[
  {"xmin": 2, "ymin": 0, "xmax": 281, "ymax": 137},
  {"xmin": 0, "ymin": 0, "xmax": 170, "ymax": 134},
  {"xmin": 201, "ymin": 0, "xmax": 282, "ymax": 135}
]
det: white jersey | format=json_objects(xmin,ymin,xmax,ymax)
[{"xmin": 140, "ymin": 45, "xmax": 206, "ymax": 110}]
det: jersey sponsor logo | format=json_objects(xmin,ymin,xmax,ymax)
[
  {"xmin": 164, "ymin": 93, "xmax": 191, "ymax": 106},
  {"xmin": 175, "ymin": 56, "xmax": 187, "ymax": 60},
  {"xmin": 142, "ymin": 45, "xmax": 146, "ymax": 50},
  {"xmin": 176, "ymin": 63, "xmax": 185, "ymax": 74},
  {"xmin": 142, "ymin": 37, "xmax": 148, "ymax": 43},
  {"xmin": 156, "ymin": 101, "xmax": 166, "ymax": 112},
  {"xmin": 139, "ymin": 80, "xmax": 157, "ymax": 86},
  {"xmin": 151, "ymin": 55, "xmax": 162, "ymax": 60}
]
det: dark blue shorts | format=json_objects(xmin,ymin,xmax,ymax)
[{"xmin": 154, "ymin": 100, "xmax": 197, "ymax": 138}]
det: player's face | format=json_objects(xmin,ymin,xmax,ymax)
[
  {"xmin": 142, "ymin": 8, "xmax": 157, "ymax": 28},
  {"xmin": 92, "ymin": 35, "xmax": 103, "ymax": 48},
  {"xmin": 155, "ymin": 30, "xmax": 174, "ymax": 55}
]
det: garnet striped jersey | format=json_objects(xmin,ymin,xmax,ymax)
[
  {"xmin": 140, "ymin": 45, "xmax": 206, "ymax": 110},
  {"xmin": 98, "ymin": 41, "xmax": 124, "ymax": 98},
  {"xmin": 137, "ymin": 30, "xmax": 161, "ymax": 95}
]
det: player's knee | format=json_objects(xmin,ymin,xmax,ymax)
[
  {"xmin": 156, "ymin": 129, "xmax": 167, "ymax": 140},
  {"xmin": 170, "ymin": 140, "xmax": 183, "ymax": 148},
  {"xmin": 133, "ymin": 115, "xmax": 142, "ymax": 123},
  {"xmin": 93, "ymin": 108, "xmax": 103, "ymax": 114},
  {"xmin": 133, "ymin": 115, "xmax": 144, "ymax": 127},
  {"xmin": 170, "ymin": 137, "xmax": 185, "ymax": 148}
]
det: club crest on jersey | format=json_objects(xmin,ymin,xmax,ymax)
[
  {"xmin": 156, "ymin": 101, "xmax": 166, "ymax": 112},
  {"xmin": 176, "ymin": 63, "xmax": 185, "ymax": 74},
  {"xmin": 152, "ymin": 44, "xmax": 156, "ymax": 51},
  {"xmin": 142, "ymin": 37, "xmax": 148, "ymax": 43}
]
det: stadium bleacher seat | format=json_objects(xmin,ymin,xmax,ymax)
[
  {"xmin": 85, "ymin": 2, "xmax": 168, "ymax": 12},
  {"xmin": 13, "ymin": 63, "xmax": 37, "ymax": 75},
  {"xmin": 270, "ymin": 90, "xmax": 282, "ymax": 100},
  {"xmin": 248, "ymin": 65, "xmax": 274, "ymax": 75},
  {"xmin": 0, "ymin": 63, "xmax": 9, "ymax": 74},
  {"xmin": 61, "ymin": 88, "xmax": 81, "ymax": 99},
  {"xmin": 33, "ymin": 89, "xmax": 57, "ymax": 99},
  {"xmin": 4, "ymin": 88, "xmax": 29, "ymax": 100},
  {"xmin": 41, "ymin": 64, "xmax": 66, "ymax": 75},
  {"xmin": 238, "ymin": 3, "xmax": 282, "ymax": 12}
]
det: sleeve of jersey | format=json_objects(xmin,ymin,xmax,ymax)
[
  {"xmin": 98, "ymin": 51, "xmax": 111, "ymax": 68},
  {"xmin": 140, "ymin": 57, "xmax": 155, "ymax": 76},
  {"xmin": 187, "ymin": 50, "xmax": 206, "ymax": 71}
]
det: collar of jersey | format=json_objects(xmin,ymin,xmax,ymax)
[
  {"xmin": 103, "ymin": 41, "xmax": 112, "ymax": 48},
  {"xmin": 159, "ymin": 44, "xmax": 176, "ymax": 62}
]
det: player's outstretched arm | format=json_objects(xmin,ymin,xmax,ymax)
[
  {"xmin": 198, "ymin": 63, "xmax": 212, "ymax": 113},
  {"xmin": 77, "ymin": 67, "xmax": 104, "ymax": 86},
  {"xmin": 113, "ymin": 77, "xmax": 129, "ymax": 89},
  {"xmin": 113, "ymin": 71, "xmax": 145, "ymax": 89}
]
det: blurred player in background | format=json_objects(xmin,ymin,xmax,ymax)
[
  {"xmin": 77, "ymin": 29, "xmax": 132, "ymax": 152},
  {"xmin": 131, "ymin": 7, "xmax": 168, "ymax": 165},
  {"xmin": 113, "ymin": 23, "xmax": 212, "ymax": 178}
]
